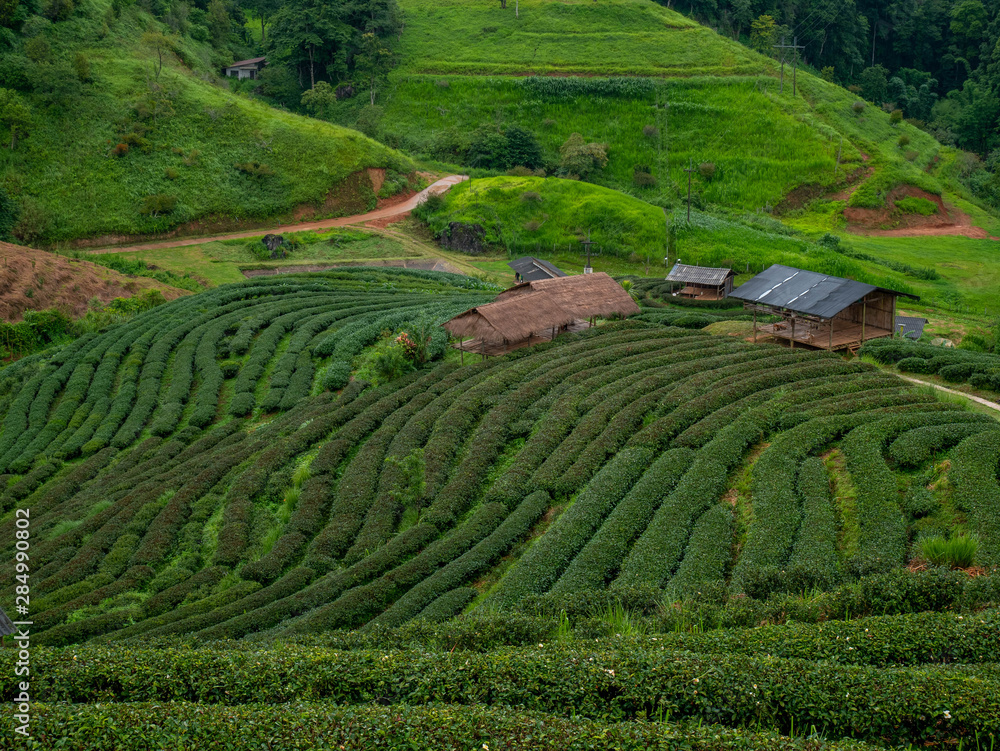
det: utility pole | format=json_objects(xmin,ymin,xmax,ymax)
[
  {"xmin": 683, "ymin": 158, "xmax": 695, "ymax": 224},
  {"xmin": 773, "ymin": 37, "xmax": 804, "ymax": 95}
]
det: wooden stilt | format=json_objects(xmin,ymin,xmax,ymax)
[
  {"xmin": 861, "ymin": 301, "xmax": 867, "ymax": 343},
  {"xmin": 460, "ymin": 340, "xmax": 464, "ymax": 365},
  {"xmin": 753, "ymin": 308, "xmax": 757, "ymax": 343},
  {"xmin": 790, "ymin": 317, "xmax": 795, "ymax": 349},
  {"xmin": 828, "ymin": 318, "xmax": 833, "ymax": 351}
]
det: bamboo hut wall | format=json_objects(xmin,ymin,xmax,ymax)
[{"xmin": 832, "ymin": 292, "xmax": 894, "ymax": 330}]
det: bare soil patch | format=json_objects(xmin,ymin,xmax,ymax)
[{"xmin": 0, "ymin": 242, "xmax": 188, "ymax": 322}]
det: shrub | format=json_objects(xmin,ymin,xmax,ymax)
[
  {"xmin": 559, "ymin": 133, "xmax": 608, "ymax": 179},
  {"xmin": 642, "ymin": 124, "xmax": 658, "ymax": 137},
  {"xmin": 905, "ymin": 150, "xmax": 919, "ymax": 161},
  {"xmin": 897, "ymin": 357, "xmax": 929, "ymax": 373},
  {"xmin": 520, "ymin": 191, "xmax": 542, "ymax": 202},
  {"xmin": 234, "ymin": 161, "xmax": 274, "ymax": 178},
  {"xmin": 851, "ymin": 100, "xmax": 865, "ymax": 114},
  {"xmin": 920, "ymin": 535, "xmax": 978, "ymax": 568},
  {"xmin": 699, "ymin": 162, "xmax": 716, "ymax": 181},
  {"xmin": 898, "ymin": 134, "xmax": 911, "ymax": 148},
  {"xmin": 140, "ymin": 194, "xmax": 177, "ymax": 216},
  {"xmin": 506, "ymin": 166, "xmax": 533, "ymax": 176},
  {"xmin": 890, "ymin": 109, "xmax": 903, "ymax": 125},
  {"xmin": 322, "ymin": 361, "xmax": 351, "ymax": 391},
  {"xmin": 165, "ymin": 167, "xmax": 179, "ymax": 180},
  {"xmin": 633, "ymin": 171, "xmax": 656, "ymax": 187},
  {"xmin": 895, "ymin": 196, "xmax": 937, "ymax": 216}
]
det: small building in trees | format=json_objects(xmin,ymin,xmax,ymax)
[
  {"xmin": 730, "ymin": 264, "xmax": 919, "ymax": 352},
  {"xmin": 224, "ymin": 57, "xmax": 267, "ymax": 80},
  {"xmin": 664, "ymin": 263, "xmax": 736, "ymax": 300},
  {"xmin": 508, "ymin": 256, "xmax": 567, "ymax": 284},
  {"xmin": 444, "ymin": 272, "xmax": 639, "ymax": 357}
]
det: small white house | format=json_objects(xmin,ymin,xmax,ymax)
[{"xmin": 224, "ymin": 57, "xmax": 266, "ymax": 80}]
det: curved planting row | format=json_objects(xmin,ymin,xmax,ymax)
[{"xmin": 0, "ymin": 271, "xmax": 995, "ymax": 649}]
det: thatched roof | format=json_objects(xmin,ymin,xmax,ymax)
[
  {"xmin": 495, "ymin": 272, "xmax": 640, "ymax": 319},
  {"xmin": 443, "ymin": 293, "xmax": 576, "ymax": 343}
]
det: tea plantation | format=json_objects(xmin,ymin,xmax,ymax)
[{"xmin": 1, "ymin": 268, "xmax": 999, "ymax": 748}]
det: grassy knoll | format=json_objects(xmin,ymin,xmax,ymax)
[{"xmin": 1, "ymin": 1, "xmax": 413, "ymax": 246}]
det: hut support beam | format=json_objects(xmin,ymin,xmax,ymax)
[
  {"xmin": 861, "ymin": 301, "xmax": 866, "ymax": 342},
  {"xmin": 753, "ymin": 308, "xmax": 757, "ymax": 343},
  {"xmin": 790, "ymin": 317, "xmax": 795, "ymax": 349},
  {"xmin": 829, "ymin": 318, "xmax": 833, "ymax": 350}
]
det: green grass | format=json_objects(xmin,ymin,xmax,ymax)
[
  {"xmin": 395, "ymin": 0, "xmax": 756, "ymax": 77},
  {"xmin": 896, "ymin": 196, "xmax": 938, "ymax": 216},
  {"xmin": 1, "ymin": 0, "xmax": 413, "ymax": 245},
  {"xmin": 424, "ymin": 175, "xmax": 1000, "ymax": 312}
]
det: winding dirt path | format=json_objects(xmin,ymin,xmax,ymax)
[
  {"xmin": 85, "ymin": 175, "xmax": 468, "ymax": 255},
  {"xmin": 898, "ymin": 375, "xmax": 1000, "ymax": 413}
]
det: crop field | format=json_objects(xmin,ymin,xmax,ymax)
[{"xmin": 0, "ymin": 269, "xmax": 999, "ymax": 746}]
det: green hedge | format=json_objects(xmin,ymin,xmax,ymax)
[
  {"xmin": 8, "ymin": 643, "xmax": 999, "ymax": 745},
  {"xmin": 3, "ymin": 702, "xmax": 875, "ymax": 750}
]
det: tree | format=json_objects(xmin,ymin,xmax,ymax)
[
  {"xmin": 950, "ymin": 0, "xmax": 987, "ymax": 64},
  {"xmin": 268, "ymin": 0, "xmax": 353, "ymax": 88},
  {"xmin": 207, "ymin": 0, "xmax": 230, "ymax": 48},
  {"xmin": 300, "ymin": 80, "xmax": 336, "ymax": 115},
  {"xmin": 141, "ymin": 32, "xmax": 172, "ymax": 80},
  {"xmin": 354, "ymin": 31, "xmax": 393, "ymax": 106},
  {"xmin": 0, "ymin": 0, "xmax": 19, "ymax": 27},
  {"xmin": 0, "ymin": 88, "xmax": 30, "ymax": 150},
  {"xmin": 559, "ymin": 133, "xmax": 608, "ymax": 179},
  {"xmin": 505, "ymin": 125, "xmax": 543, "ymax": 169},
  {"xmin": 859, "ymin": 64, "xmax": 889, "ymax": 103},
  {"xmin": 244, "ymin": 0, "xmax": 282, "ymax": 43},
  {"xmin": 749, "ymin": 15, "xmax": 777, "ymax": 54}
]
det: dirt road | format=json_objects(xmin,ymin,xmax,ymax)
[{"xmin": 85, "ymin": 175, "xmax": 468, "ymax": 255}]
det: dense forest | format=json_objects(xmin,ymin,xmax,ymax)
[{"xmin": 672, "ymin": 0, "xmax": 1000, "ymax": 155}]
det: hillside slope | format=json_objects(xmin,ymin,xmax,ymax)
[
  {"xmin": 0, "ymin": 1, "xmax": 415, "ymax": 246},
  {"xmin": 329, "ymin": 0, "xmax": 962, "ymax": 217},
  {"xmin": 0, "ymin": 241, "xmax": 187, "ymax": 320}
]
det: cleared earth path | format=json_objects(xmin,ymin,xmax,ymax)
[
  {"xmin": 85, "ymin": 175, "xmax": 468, "ymax": 255},
  {"xmin": 898, "ymin": 375, "xmax": 1000, "ymax": 414}
]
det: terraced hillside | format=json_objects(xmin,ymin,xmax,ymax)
[
  {"xmin": 0, "ymin": 270, "xmax": 996, "ymax": 648},
  {"xmin": 353, "ymin": 0, "xmax": 948, "ymax": 214},
  {"xmin": 1, "ymin": 269, "xmax": 999, "ymax": 747}
]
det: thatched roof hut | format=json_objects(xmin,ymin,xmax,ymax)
[
  {"xmin": 443, "ymin": 293, "xmax": 576, "ymax": 344},
  {"xmin": 495, "ymin": 272, "xmax": 640, "ymax": 319}
]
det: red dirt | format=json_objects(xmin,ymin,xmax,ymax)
[
  {"xmin": 66, "ymin": 168, "xmax": 423, "ymax": 250},
  {"xmin": 0, "ymin": 242, "xmax": 189, "ymax": 322},
  {"xmin": 844, "ymin": 185, "xmax": 999, "ymax": 240},
  {"xmin": 365, "ymin": 212, "xmax": 411, "ymax": 229},
  {"xmin": 84, "ymin": 176, "xmax": 468, "ymax": 255}
]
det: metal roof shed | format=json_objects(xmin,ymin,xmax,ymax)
[
  {"xmin": 730, "ymin": 264, "xmax": 919, "ymax": 352},
  {"xmin": 508, "ymin": 257, "xmax": 567, "ymax": 283},
  {"xmin": 665, "ymin": 263, "xmax": 736, "ymax": 300}
]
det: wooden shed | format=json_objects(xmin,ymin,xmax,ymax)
[
  {"xmin": 729, "ymin": 264, "xmax": 919, "ymax": 352},
  {"xmin": 224, "ymin": 57, "xmax": 266, "ymax": 79},
  {"xmin": 508, "ymin": 256, "xmax": 567, "ymax": 283},
  {"xmin": 444, "ymin": 272, "xmax": 639, "ymax": 358},
  {"xmin": 665, "ymin": 263, "xmax": 736, "ymax": 300}
]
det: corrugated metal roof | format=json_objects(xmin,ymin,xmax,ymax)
[
  {"xmin": 894, "ymin": 316, "xmax": 927, "ymax": 340},
  {"xmin": 665, "ymin": 263, "xmax": 735, "ymax": 285},
  {"xmin": 729, "ymin": 264, "xmax": 918, "ymax": 318},
  {"xmin": 228, "ymin": 57, "xmax": 266, "ymax": 68},
  {"xmin": 508, "ymin": 257, "xmax": 566, "ymax": 282}
]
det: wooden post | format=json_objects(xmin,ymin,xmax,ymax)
[
  {"xmin": 460, "ymin": 339, "xmax": 464, "ymax": 366},
  {"xmin": 790, "ymin": 317, "xmax": 795, "ymax": 349},
  {"xmin": 753, "ymin": 308, "xmax": 757, "ymax": 344},
  {"xmin": 829, "ymin": 318, "xmax": 834, "ymax": 351},
  {"xmin": 891, "ymin": 295, "xmax": 896, "ymax": 338},
  {"xmin": 861, "ymin": 300, "xmax": 867, "ymax": 342}
]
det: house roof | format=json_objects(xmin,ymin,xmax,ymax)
[
  {"xmin": 665, "ymin": 263, "xmax": 735, "ymax": 285},
  {"xmin": 508, "ymin": 256, "xmax": 567, "ymax": 282},
  {"xmin": 227, "ymin": 57, "xmax": 266, "ymax": 68},
  {"xmin": 728, "ymin": 264, "xmax": 919, "ymax": 319},
  {"xmin": 895, "ymin": 316, "xmax": 928, "ymax": 340},
  {"xmin": 494, "ymin": 272, "xmax": 641, "ymax": 320},
  {"xmin": 443, "ymin": 293, "xmax": 576, "ymax": 343}
]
